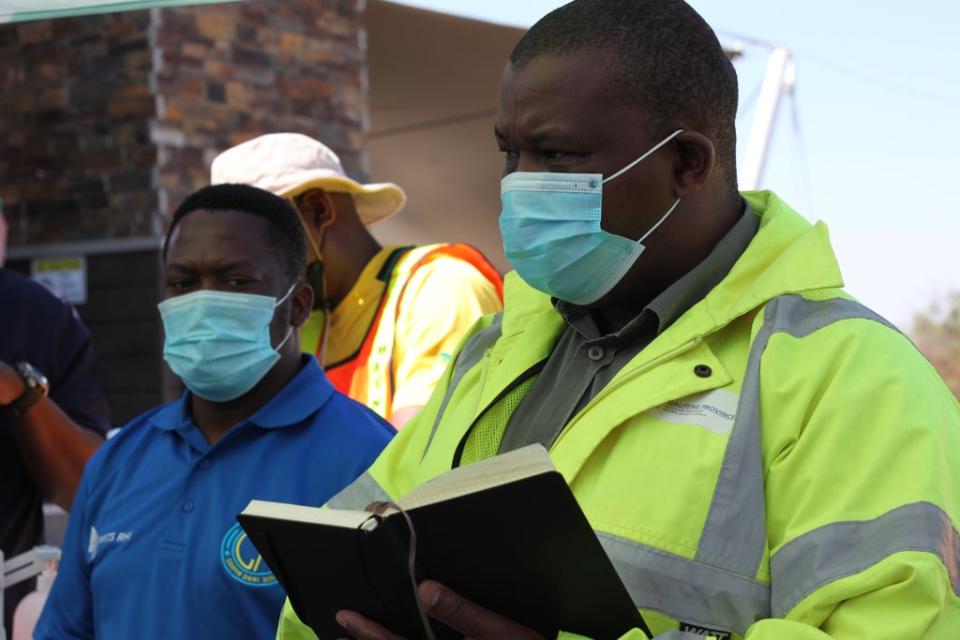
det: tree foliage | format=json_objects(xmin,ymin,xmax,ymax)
[{"xmin": 911, "ymin": 292, "xmax": 960, "ymax": 399}]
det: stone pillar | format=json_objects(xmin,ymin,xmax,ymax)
[
  {"xmin": 150, "ymin": 0, "xmax": 369, "ymax": 224},
  {"xmin": 0, "ymin": 11, "xmax": 158, "ymax": 245},
  {"xmin": 0, "ymin": 0, "xmax": 368, "ymax": 422}
]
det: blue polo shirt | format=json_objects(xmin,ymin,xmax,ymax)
[{"xmin": 36, "ymin": 356, "xmax": 394, "ymax": 640}]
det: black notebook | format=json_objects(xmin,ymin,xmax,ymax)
[{"xmin": 237, "ymin": 445, "xmax": 647, "ymax": 640}]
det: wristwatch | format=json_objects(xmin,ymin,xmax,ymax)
[{"xmin": 5, "ymin": 362, "xmax": 50, "ymax": 419}]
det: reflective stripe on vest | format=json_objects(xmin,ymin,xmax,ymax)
[{"xmin": 324, "ymin": 246, "xmax": 412, "ymax": 410}]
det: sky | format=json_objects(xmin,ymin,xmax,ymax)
[{"xmin": 395, "ymin": 0, "xmax": 960, "ymax": 328}]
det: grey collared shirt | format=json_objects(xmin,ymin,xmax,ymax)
[{"xmin": 499, "ymin": 202, "xmax": 760, "ymax": 454}]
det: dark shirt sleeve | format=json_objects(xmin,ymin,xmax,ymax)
[{"xmin": 46, "ymin": 302, "xmax": 111, "ymax": 435}]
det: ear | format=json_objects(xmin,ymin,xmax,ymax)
[
  {"xmin": 299, "ymin": 189, "xmax": 338, "ymax": 233},
  {"xmin": 289, "ymin": 282, "xmax": 314, "ymax": 328},
  {"xmin": 672, "ymin": 131, "xmax": 716, "ymax": 198}
]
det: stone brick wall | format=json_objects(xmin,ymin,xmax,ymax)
[
  {"xmin": 0, "ymin": 11, "xmax": 158, "ymax": 245},
  {"xmin": 151, "ymin": 0, "xmax": 368, "ymax": 224},
  {"xmin": 0, "ymin": 0, "xmax": 368, "ymax": 422},
  {"xmin": 0, "ymin": 0, "xmax": 368, "ymax": 246}
]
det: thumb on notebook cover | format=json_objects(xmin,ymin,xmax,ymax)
[{"xmin": 419, "ymin": 580, "xmax": 545, "ymax": 640}]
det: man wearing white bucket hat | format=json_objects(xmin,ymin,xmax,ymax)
[{"xmin": 212, "ymin": 134, "xmax": 503, "ymax": 428}]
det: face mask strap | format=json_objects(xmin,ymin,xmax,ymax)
[
  {"xmin": 274, "ymin": 282, "xmax": 298, "ymax": 308},
  {"xmin": 637, "ymin": 198, "xmax": 682, "ymax": 244},
  {"xmin": 275, "ymin": 326, "xmax": 294, "ymax": 353},
  {"xmin": 266, "ymin": 282, "xmax": 297, "ymax": 355},
  {"xmin": 289, "ymin": 196, "xmax": 325, "ymax": 265},
  {"xmin": 273, "ymin": 283, "xmax": 299, "ymax": 354},
  {"xmin": 602, "ymin": 129, "xmax": 684, "ymax": 185}
]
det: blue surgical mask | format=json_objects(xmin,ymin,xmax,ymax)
[
  {"xmin": 499, "ymin": 129, "xmax": 684, "ymax": 305},
  {"xmin": 158, "ymin": 285, "xmax": 296, "ymax": 402}
]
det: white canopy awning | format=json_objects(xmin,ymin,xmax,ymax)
[
  {"xmin": 0, "ymin": 0, "xmax": 239, "ymax": 23},
  {"xmin": 365, "ymin": 0, "xmax": 523, "ymax": 272}
]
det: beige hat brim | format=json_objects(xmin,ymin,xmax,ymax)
[{"xmin": 280, "ymin": 175, "xmax": 407, "ymax": 226}]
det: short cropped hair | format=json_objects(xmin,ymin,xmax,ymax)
[
  {"xmin": 510, "ymin": 0, "xmax": 739, "ymax": 189},
  {"xmin": 163, "ymin": 183, "xmax": 306, "ymax": 281}
]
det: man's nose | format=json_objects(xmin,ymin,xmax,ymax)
[{"xmin": 516, "ymin": 152, "xmax": 544, "ymax": 173}]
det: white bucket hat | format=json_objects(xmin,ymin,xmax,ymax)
[{"xmin": 210, "ymin": 133, "xmax": 406, "ymax": 226}]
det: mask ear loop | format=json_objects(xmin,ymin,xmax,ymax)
[
  {"xmin": 289, "ymin": 195, "xmax": 332, "ymax": 364},
  {"xmin": 274, "ymin": 327, "xmax": 295, "ymax": 353},
  {"xmin": 602, "ymin": 129, "xmax": 684, "ymax": 184},
  {"xmin": 360, "ymin": 502, "xmax": 437, "ymax": 640},
  {"xmin": 272, "ymin": 283, "xmax": 299, "ymax": 353},
  {"xmin": 289, "ymin": 196, "xmax": 326, "ymax": 268},
  {"xmin": 274, "ymin": 282, "xmax": 298, "ymax": 308},
  {"xmin": 637, "ymin": 198, "xmax": 682, "ymax": 245}
]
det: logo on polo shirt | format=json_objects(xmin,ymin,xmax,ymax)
[
  {"xmin": 88, "ymin": 525, "xmax": 133, "ymax": 560},
  {"xmin": 220, "ymin": 523, "xmax": 277, "ymax": 587}
]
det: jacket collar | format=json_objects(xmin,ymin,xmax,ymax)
[{"xmin": 704, "ymin": 190, "xmax": 843, "ymax": 324}]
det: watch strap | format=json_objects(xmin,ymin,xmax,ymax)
[
  {"xmin": 5, "ymin": 363, "xmax": 47, "ymax": 419},
  {"xmin": 6, "ymin": 382, "xmax": 43, "ymax": 418}
]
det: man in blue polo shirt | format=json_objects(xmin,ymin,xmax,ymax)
[{"xmin": 36, "ymin": 184, "xmax": 395, "ymax": 639}]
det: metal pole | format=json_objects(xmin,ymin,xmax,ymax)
[{"xmin": 741, "ymin": 47, "xmax": 796, "ymax": 190}]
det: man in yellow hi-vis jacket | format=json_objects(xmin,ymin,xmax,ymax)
[{"xmin": 277, "ymin": 1, "xmax": 960, "ymax": 638}]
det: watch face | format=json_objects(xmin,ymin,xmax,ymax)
[{"xmin": 16, "ymin": 362, "xmax": 49, "ymax": 395}]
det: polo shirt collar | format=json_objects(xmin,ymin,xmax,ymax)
[
  {"xmin": 247, "ymin": 356, "xmax": 334, "ymax": 428},
  {"xmin": 148, "ymin": 355, "xmax": 334, "ymax": 432}
]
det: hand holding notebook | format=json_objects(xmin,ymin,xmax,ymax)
[
  {"xmin": 237, "ymin": 445, "xmax": 650, "ymax": 639},
  {"xmin": 336, "ymin": 579, "xmax": 547, "ymax": 640}
]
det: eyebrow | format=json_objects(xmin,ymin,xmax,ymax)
[
  {"xmin": 494, "ymin": 124, "xmax": 575, "ymax": 147},
  {"xmin": 165, "ymin": 260, "xmax": 259, "ymax": 273}
]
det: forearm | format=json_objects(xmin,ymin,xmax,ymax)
[{"xmin": 8, "ymin": 398, "xmax": 103, "ymax": 510}]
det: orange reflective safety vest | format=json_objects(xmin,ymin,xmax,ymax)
[{"xmin": 323, "ymin": 243, "xmax": 503, "ymax": 420}]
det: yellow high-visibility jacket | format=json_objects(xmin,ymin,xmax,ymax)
[{"xmin": 278, "ymin": 191, "xmax": 960, "ymax": 640}]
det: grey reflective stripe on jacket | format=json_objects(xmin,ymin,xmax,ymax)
[
  {"xmin": 421, "ymin": 313, "xmax": 504, "ymax": 460},
  {"xmin": 695, "ymin": 295, "xmax": 899, "ymax": 577},
  {"xmin": 601, "ymin": 295, "xmax": 928, "ymax": 636},
  {"xmin": 769, "ymin": 501, "xmax": 960, "ymax": 617},
  {"xmin": 327, "ymin": 471, "xmax": 391, "ymax": 510},
  {"xmin": 599, "ymin": 532, "xmax": 769, "ymax": 634}
]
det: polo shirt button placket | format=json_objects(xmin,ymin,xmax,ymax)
[
  {"xmin": 587, "ymin": 345, "xmax": 605, "ymax": 362},
  {"xmin": 182, "ymin": 500, "xmax": 195, "ymax": 513}
]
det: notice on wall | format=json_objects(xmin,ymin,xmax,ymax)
[{"xmin": 32, "ymin": 257, "xmax": 87, "ymax": 305}]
